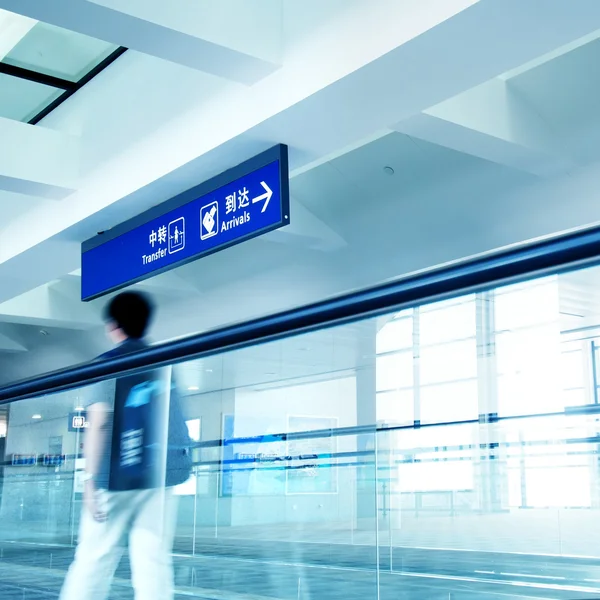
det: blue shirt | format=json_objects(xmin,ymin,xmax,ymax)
[{"xmin": 85, "ymin": 339, "xmax": 147, "ymax": 489}]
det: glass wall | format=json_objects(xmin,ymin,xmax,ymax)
[{"xmin": 2, "ymin": 265, "xmax": 600, "ymax": 598}]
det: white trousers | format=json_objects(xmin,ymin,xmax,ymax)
[{"xmin": 60, "ymin": 488, "xmax": 177, "ymax": 600}]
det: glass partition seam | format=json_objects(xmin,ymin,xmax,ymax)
[
  {"xmin": 592, "ymin": 340, "xmax": 599, "ymax": 404},
  {"xmin": 4, "ymin": 225, "xmax": 600, "ymax": 404},
  {"xmin": 374, "ymin": 430, "xmax": 381, "ymax": 600}
]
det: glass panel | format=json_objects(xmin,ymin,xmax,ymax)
[
  {"xmin": 186, "ymin": 366, "xmax": 380, "ymax": 599},
  {"xmin": 375, "ymin": 413, "xmax": 600, "ymax": 594},
  {"xmin": 0, "ymin": 345, "xmax": 379, "ymax": 598},
  {"xmin": 2, "ymin": 22, "xmax": 118, "ymax": 82},
  {"xmin": 0, "ymin": 72, "xmax": 62, "ymax": 121},
  {"xmin": 6, "ymin": 261, "xmax": 600, "ymax": 597}
]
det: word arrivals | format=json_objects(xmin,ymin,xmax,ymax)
[
  {"xmin": 222, "ymin": 211, "xmax": 250, "ymax": 232},
  {"xmin": 142, "ymin": 247, "xmax": 167, "ymax": 265}
]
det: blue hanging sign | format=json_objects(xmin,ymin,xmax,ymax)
[
  {"xmin": 11, "ymin": 454, "xmax": 37, "ymax": 466},
  {"xmin": 81, "ymin": 145, "xmax": 290, "ymax": 301},
  {"xmin": 42, "ymin": 454, "xmax": 66, "ymax": 467}
]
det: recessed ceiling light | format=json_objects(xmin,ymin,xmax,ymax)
[
  {"xmin": 39, "ymin": 330, "xmax": 49, "ymax": 337},
  {"xmin": 31, "ymin": 414, "xmax": 42, "ymax": 420},
  {"xmin": 383, "ymin": 166, "xmax": 395, "ymax": 176},
  {"xmin": 205, "ymin": 369, "xmax": 213, "ymax": 373},
  {"xmin": 188, "ymin": 386, "xmax": 199, "ymax": 391}
]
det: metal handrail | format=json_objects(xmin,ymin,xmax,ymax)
[{"xmin": 2, "ymin": 224, "xmax": 600, "ymax": 403}]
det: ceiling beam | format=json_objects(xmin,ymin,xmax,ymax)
[
  {"xmin": 0, "ymin": 7, "xmax": 36, "ymax": 60},
  {"xmin": 500, "ymin": 28, "xmax": 600, "ymax": 80},
  {"xmin": 0, "ymin": 117, "xmax": 78, "ymax": 199},
  {"xmin": 0, "ymin": 0, "xmax": 281, "ymax": 84},
  {"xmin": 265, "ymin": 197, "xmax": 347, "ymax": 252},
  {"xmin": 0, "ymin": 331, "xmax": 26, "ymax": 353},
  {"xmin": 394, "ymin": 79, "xmax": 573, "ymax": 177},
  {"xmin": 0, "ymin": 281, "xmax": 100, "ymax": 330}
]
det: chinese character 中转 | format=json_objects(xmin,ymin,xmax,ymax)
[
  {"xmin": 149, "ymin": 230, "xmax": 157, "ymax": 247},
  {"xmin": 158, "ymin": 225, "xmax": 167, "ymax": 245}
]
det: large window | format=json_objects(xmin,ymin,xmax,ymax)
[
  {"xmin": 495, "ymin": 278, "xmax": 564, "ymax": 416},
  {"xmin": 173, "ymin": 418, "xmax": 201, "ymax": 496},
  {"xmin": 376, "ymin": 309, "xmax": 414, "ymax": 425},
  {"xmin": 377, "ymin": 296, "xmax": 478, "ymax": 494},
  {"xmin": 376, "ymin": 296, "xmax": 478, "ymax": 425},
  {"xmin": 376, "ymin": 273, "xmax": 600, "ymax": 508}
]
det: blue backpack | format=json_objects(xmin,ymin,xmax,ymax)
[{"xmin": 108, "ymin": 369, "xmax": 192, "ymax": 491}]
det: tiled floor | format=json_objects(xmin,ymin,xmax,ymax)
[
  {"xmin": 0, "ymin": 547, "xmax": 276, "ymax": 600},
  {"xmin": 0, "ymin": 540, "xmax": 598, "ymax": 600}
]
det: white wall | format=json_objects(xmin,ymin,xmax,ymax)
[
  {"xmin": 223, "ymin": 377, "xmax": 357, "ymax": 530},
  {"xmin": 0, "ymin": 327, "xmax": 105, "ymax": 386}
]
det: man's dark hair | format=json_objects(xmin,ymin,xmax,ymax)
[{"xmin": 104, "ymin": 291, "xmax": 153, "ymax": 339}]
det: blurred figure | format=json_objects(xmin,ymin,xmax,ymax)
[{"xmin": 60, "ymin": 292, "xmax": 192, "ymax": 600}]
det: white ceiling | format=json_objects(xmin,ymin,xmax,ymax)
[
  {"xmin": 1, "ymin": 1, "xmax": 600, "ymax": 383},
  {"xmin": 0, "ymin": 189, "xmax": 45, "ymax": 227}
]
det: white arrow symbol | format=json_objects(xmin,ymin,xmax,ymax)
[{"xmin": 252, "ymin": 181, "xmax": 273, "ymax": 213}]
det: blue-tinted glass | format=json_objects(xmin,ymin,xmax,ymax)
[
  {"xmin": 3, "ymin": 262, "xmax": 600, "ymax": 599},
  {"xmin": 0, "ymin": 72, "xmax": 61, "ymax": 121},
  {"xmin": 2, "ymin": 21, "xmax": 117, "ymax": 82}
]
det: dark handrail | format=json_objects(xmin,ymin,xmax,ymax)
[{"xmin": 2, "ymin": 224, "xmax": 600, "ymax": 403}]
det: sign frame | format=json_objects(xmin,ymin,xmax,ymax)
[
  {"xmin": 11, "ymin": 454, "xmax": 37, "ymax": 466},
  {"xmin": 68, "ymin": 411, "xmax": 89, "ymax": 432},
  {"xmin": 81, "ymin": 144, "xmax": 290, "ymax": 301},
  {"xmin": 42, "ymin": 454, "xmax": 66, "ymax": 467}
]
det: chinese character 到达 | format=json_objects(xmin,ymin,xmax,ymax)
[
  {"xmin": 226, "ymin": 192, "xmax": 237, "ymax": 215},
  {"xmin": 238, "ymin": 186, "xmax": 250, "ymax": 209}
]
